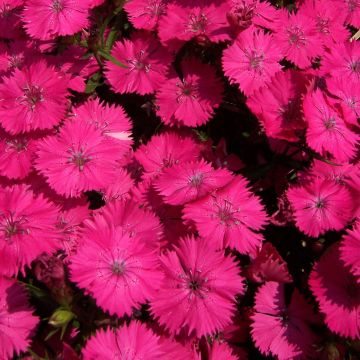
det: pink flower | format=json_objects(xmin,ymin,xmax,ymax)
[
  {"xmin": 309, "ymin": 244, "xmax": 360, "ymax": 339},
  {"xmin": 222, "ymin": 28, "xmax": 282, "ymax": 96},
  {"xmin": 105, "ymin": 31, "xmax": 171, "ymax": 95},
  {"xmin": 82, "ymin": 322, "xmax": 167, "ymax": 360},
  {"xmin": 154, "ymin": 159, "xmax": 233, "ymax": 205},
  {"xmin": 158, "ymin": 0, "xmax": 230, "ymax": 46},
  {"xmin": 151, "ymin": 236, "xmax": 244, "ymax": 337},
  {"xmin": 183, "ymin": 176, "xmax": 268, "ymax": 254},
  {"xmin": 124, "ymin": 0, "xmax": 168, "ymax": 31},
  {"xmin": 287, "ymin": 178, "xmax": 354, "ymax": 237},
  {"xmin": 273, "ymin": 9, "xmax": 322, "ymax": 68},
  {"xmin": 247, "ymin": 70, "xmax": 307, "ymax": 141},
  {"xmin": 35, "ymin": 119, "xmax": 124, "ymax": 198},
  {"xmin": 23, "ymin": 0, "xmax": 92, "ymax": 40},
  {"xmin": 251, "ymin": 281, "xmax": 317, "ymax": 360},
  {"xmin": 0, "ymin": 128, "xmax": 43, "ymax": 180},
  {"xmin": 303, "ymin": 90, "xmax": 358, "ymax": 163},
  {"xmin": 334, "ymin": 0, "xmax": 360, "ymax": 28},
  {"xmin": 0, "ymin": 184, "xmax": 59, "ymax": 276},
  {"xmin": 134, "ymin": 131, "xmax": 201, "ymax": 178},
  {"xmin": 73, "ymin": 98, "xmax": 132, "ymax": 152},
  {"xmin": 341, "ymin": 225, "xmax": 360, "ymax": 281},
  {"xmin": 0, "ymin": 0, "xmax": 23, "ymax": 39},
  {"xmin": 247, "ymin": 242, "xmax": 292, "ymax": 283},
  {"xmin": 156, "ymin": 59, "xmax": 223, "ymax": 127},
  {"xmin": 0, "ymin": 60, "xmax": 68, "ymax": 134},
  {"xmin": 0, "ymin": 277, "xmax": 39, "ymax": 360},
  {"xmin": 322, "ymin": 41, "xmax": 360, "ymax": 85},
  {"xmin": 70, "ymin": 226, "xmax": 162, "ymax": 317}
]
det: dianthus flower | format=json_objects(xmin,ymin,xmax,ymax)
[
  {"xmin": 222, "ymin": 28, "xmax": 282, "ymax": 96},
  {"xmin": 35, "ymin": 119, "xmax": 123, "ymax": 198},
  {"xmin": 183, "ymin": 176, "xmax": 267, "ymax": 254},
  {"xmin": 309, "ymin": 244, "xmax": 360, "ymax": 339},
  {"xmin": 341, "ymin": 225, "xmax": 360, "ymax": 282},
  {"xmin": 156, "ymin": 59, "xmax": 223, "ymax": 127},
  {"xmin": 0, "ymin": 277, "xmax": 39, "ymax": 360},
  {"xmin": 23, "ymin": 0, "xmax": 92, "ymax": 40},
  {"xmin": 70, "ymin": 226, "xmax": 162, "ymax": 317},
  {"xmin": 0, "ymin": 184, "xmax": 59, "ymax": 276},
  {"xmin": 334, "ymin": 0, "xmax": 360, "ymax": 28},
  {"xmin": 251, "ymin": 281, "xmax": 317, "ymax": 360},
  {"xmin": 105, "ymin": 31, "xmax": 171, "ymax": 95},
  {"xmin": 154, "ymin": 159, "xmax": 233, "ymax": 205},
  {"xmin": 0, "ymin": 60, "xmax": 68, "ymax": 134},
  {"xmin": 287, "ymin": 178, "xmax": 354, "ymax": 237},
  {"xmin": 151, "ymin": 236, "xmax": 244, "ymax": 337}
]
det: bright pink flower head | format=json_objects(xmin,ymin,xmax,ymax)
[
  {"xmin": 74, "ymin": 98, "xmax": 132, "ymax": 152},
  {"xmin": 156, "ymin": 59, "xmax": 223, "ymax": 127},
  {"xmin": 124, "ymin": 0, "xmax": 168, "ymax": 31},
  {"xmin": 247, "ymin": 70, "xmax": 307, "ymax": 141},
  {"xmin": 23, "ymin": 0, "xmax": 92, "ymax": 40},
  {"xmin": 222, "ymin": 28, "xmax": 282, "ymax": 96},
  {"xmin": 341, "ymin": 225, "xmax": 360, "ymax": 282},
  {"xmin": 154, "ymin": 159, "xmax": 233, "ymax": 206},
  {"xmin": 251, "ymin": 281, "xmax": 317, "ymax": 360},
  {"xmin": 247, "ymin": 242, "xmax": 292, "ymax": 283},
  {"xmin": 83, "ymin": 322, "xmax": 167, "ymax": 360},
  {"xmin": 0, "ymin": 184, "xmax": 60, "ymax": 276},
  {"xmin": 334, "ymin": 0, "xmax": 360, "ymax": 28},
  {"xmin": 322, "ymin": 41, "xmax": 360, "ymax": 85},
  {"xmin": 0, "ymin": 0, "xmax": 23, "ymax": 39},
  {"xmin": 0, "ymin": 128, "xmax": 43, "ymax": 180},
  {"xmin": 273, "ymin": 9, "xmax": 322, "ymax": 68},
  {"xmin": 183, "ymin": 176, "xmax": 268, "ymax": 255},
  {"xmin": 158, "ymin": 0, "xmax": 230, "ymax": 46},
  {"xmin": 309, "ymin": 244, "xmax": 360, "ymax": 339},
  {"xmin": 287, "ymin": 178, "xmax": 354, "ymax": 237},
  {"xmin": 151, "ymin": 236, "xmax": 244, "ymax": 337},
  {"xmin": 35, "ymin": 119, "xmax": 124, "ymax": 198},
  {"xmin": 303, "ymin": 90, "xmax": 358, "ymax": 163},
  {"xmin": 0, "ymin": 60, "xmax": 68, "ymax": 134},
  {"xmin": 0, "ymin": 277, "xmax": 39, "ymax": 360},
  {"xmin": 134, "ymin": 131, "xmax": 201, "ymax": 178},
  {"xmin": 70, "ymin": 226, "xmax": 162, "ymax": 317},
  {"xmin": 105, "ymin": 31, "xmax": 171, "ymax": 95}
]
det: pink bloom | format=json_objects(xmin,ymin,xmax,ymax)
[
  {"xmin": 287, "ymin": 178, "xmax": 354, "ymax": 237},
  {"xmin": 73, "ymin": 98, "xmax": 132, "ymax": 152},
  {"xmin": 151, "ymin": 236, "xmax": 244, "ymax": 337},
  {"xmin": 322, "ymin": 41, "xmax": 360, "ymax": 84},
  {"xmin": 0, "ymin": 184, "xmax": 59, "ymax": 276},
  {"xmin": 183, "ymin": 176, "xmax": 268, "ymax": 254},
  {"xmin": 23, "ymin": 0, "xmax": 92, "ymax": 40},
  {"xmin": 341, "ymin": 225, "xmax": 360, "ymax": 281},
  {"xmin": 0, "ymin": 0, "xmax": 23, "ymax": 39},
  {"xmin": 251, "ymin": 281, "xmax": 317, "ymax": 360},
  {"xmin": 158, "ymin": 0, "xmax": 230, "ymax": 46},
  {"xmin": 334, "ymin": 0, "xmax": 360, "ymax": 28},
  {"xmin": 105, "ymin": 31, "xmax": 171, "ymax": 95},
  {"xmin": 0, "ymin": 128, "xmax": 43, "ymax": 180},
  {"xmin": 0, "ymin": 277, "xmax": 39, "ymax": 360},
  {"xmin": 35, "ymin": 119, "xmax": 123, "ymax": 198},
  {"xmin": 247, "ymin": 70, "xmax": 307, "ymax": 141},
  {"xmin": 83, "ymin": 322, "xmax": 167, "ymax": 360},
  {"xmin": 124, "ymin": 0, "xmax": 168, "ymax": 31},
  {"xmin": 134, "ymin": 131, "xmax": 201, "ymax": 178},
  {"xmin": 0, "ymin": 60, "xmax": 68, "ymax": 134},
  {"xmin": 70, "ymin": 226, "xmax": 162, "ymax": 317},
  {"xmin": 273, "ymin": 10, "xmax": 322, "ymax": 68},
  {"xmin": 303, "ymin": 90, "xmax": 358, "ymax": 163},
  {"xmin": 156, "ymin": 59, "xmax": 223, "ymax": 127},
  {"xmin": 154, "ymin": 159, "xmax": 233, "ymax": 205},
  {"xmin": 247, "ymin": 242, "xmax": 292, "ymax": 283},
  {"xmin": 222, "ymin": 28, "xmax": 282, "ymax": 96},
  {"xmin": 309, "ymin": 244, "xmax": 360, "ymax": 339}
]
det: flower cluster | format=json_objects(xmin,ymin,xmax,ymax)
[{"xmin": 0, "ymin": 0, "xmax": 359, "ymax": 359}]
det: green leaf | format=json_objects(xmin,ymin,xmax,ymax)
[{"xmin": 98, "ymin": 49, "xmax": 127, "ymax": 68}]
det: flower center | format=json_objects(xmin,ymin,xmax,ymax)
[
  {"xmin": 0, "ymin": 4, "xmax": 12, "ymax": 18},
  {"xmin": 51, "ymin": 0, "xmax": 64, "ymax": 12},
  {"xmin": 187, "ymin": 13, "xmax": 208, "ymax": 34},
  {"xmin": 287, "ymin": 26, "xmax": 306, "ymax": 47},
  {"xmin": 314, "ymin": 198, "xmax": 326, "ymax": 209},
  {"xmin": 6, "ymin": 138, "xmax": 28, "ymax": 152},
  {"xmin": 145, "ymin": 0, "xmax": 166, "ymax": 17},
  {"xmin": 127, "ymin": 50, "xmax": 151, "ymax": 73},
  {"xmin": 227, "ymin": 3, "xmax": 255, "ymax": 30},
  {"xmin": 67, "ymin": 148, "xmax": 91, "ymax": 171},
  {"xmin": 176, "ymin": 81, "xmax": 197, "ymax": 103},
  {"xmin": 247, "ymin": 51, "xmax": 265, "ymax": 70},
  {"xmin": 111, "ymin": 260, "xmax": 126, "ymax": 276},
  {"xmin": 189, "ymin": 173, "xmax": 203, "ymax": 187},
  {"xmin": 316, "ymin": 17, "xmax": 330, "ymax": 35},
  {"xmin": 349, "ymin": 60, "xmax": 360, "ymax": 75},
  {"xmin": 21, "ymin": 85, "xmax": 44, "ymax": 110},
  {"xmin": 347, "ymin": 0, "xmax": 358, "ymax": 12},
  {"xmin": 324, "ymin": 116, "xmax": 337, "ymax": 130},
  {"xmin": 0, "ymin": 213, "xmax": 28, "ymax": 239}
]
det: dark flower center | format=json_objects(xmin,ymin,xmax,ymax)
[
  {"xmin": 22, "ymin": 85, "xmax": 44, "ymax": 110},
  {"xmin": 51, "ymin": 0, "xmax": 64, "ymax": 12},
  {"xmin": 67, "ymin": 148, "xmax": 91, "ymax": 171},
  {"xmin": 248, "ymin": 51, "xmax": 265, "ymax": 70},
  {"xmin": 287, "ymin": 26, "xmax": 306, "ymax": 47},
  {"xmin": 188, "ymin": 280, "xmax": 200, "ymax": 291},
  {"xmin": 145, "ymin": 0, "xmax": 166, "ymax": 17},
  {"xmin": 6, "ymin": 138, "xmax": 28, "ymax": 152},
  {"xmin": 349, "ymin": 60, "xmax": 360, "ymax": 75},
  {"xmin": 189, "ymin": 173, "xmax": 203, "ymax": 187},
  {"xmin": 324, "ymin": 116, "xmax": 337, "ymax": 130},
  {"xmin": 111, "ymin": 261, "xmax": 126, "ymax": 275},
  {"xmin": 314, "ymin": 198, "xmax": 325, "ymax": 209},
  {"xmin": 0, "ymin": 213, "xmax": 28, "ymax": 239},
  {"xmin": 187, "ymin": 13, "xmax": 208, "ymax": 34}
]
